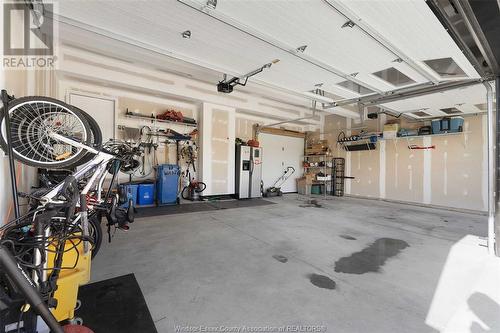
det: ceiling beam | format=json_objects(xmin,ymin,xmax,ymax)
[
  {"xmin": 322, "ymin": 0, "xmax": 440, "ymax": 84},
  {"xmin": 177, "ymin": 0, "xmax": 384, "ymax": 94},
  {"xmin": 330, "ymin": 79, "xmax": 483, "ymax": 107}
]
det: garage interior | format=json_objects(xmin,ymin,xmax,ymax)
[{"xmin": 0, "ymin": 0, "xmax": 500, "ymax": 332}]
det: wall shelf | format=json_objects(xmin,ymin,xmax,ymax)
[
  {"xmin": 380, "ymin": 131, "xmax": 471, "ymax": 150},
  {"xmin": 125, "ymin": 114, "xmax": 197, "ymax": 127},
  {"xmin": 380, "ymin": 131, "xmax": 470, "ymax": 141},
  {"xmin": 303, "ymin": 154, "xmax": 329, "ymax": 158}
]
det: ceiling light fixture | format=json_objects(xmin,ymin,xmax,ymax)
[
  {"xmin": 206, "ymin": 0, "xmax": 217, "ymax": 9},
  {"xmin": 181, "ymin": 30, "xmax": 191, "ymax": 39},
  {"xmin": 341, "ymin": 20, "xmax": 355, "ymax": 28},
  {"xmin": 296, "ymin": 45, "xmax": 307, "ymax": 53}
]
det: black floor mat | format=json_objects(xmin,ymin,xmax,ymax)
[
  {"xmin": 76, "ymin": 274, "xmax": 157, "ymax": 333},
  {"xmin": 136, "ymin": 198, "xmax": 275, "ymax": 218}
]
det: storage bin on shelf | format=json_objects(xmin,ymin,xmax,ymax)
[
  {"xmin": 431, "ymin": 117, "xmax": 464, "ymax": 134},
  {"xmin": 382, "ymin": 123, "xmax": 399, "ymax": 139},
  {"xmin": 311, "ymin": 184, "xmax": 323, "ymax": 195},
  {"xmin": 450, "ymin": 116, "xmax": 464, "ymax": 132}
]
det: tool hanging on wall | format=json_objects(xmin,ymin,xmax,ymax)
[
  {"xmin": 179, "ymin": 142, "xmax": 206, "ymax": 201},
  {"xmin": 129, "ymin": 126, "xmax": 156, "ymax": 179}
]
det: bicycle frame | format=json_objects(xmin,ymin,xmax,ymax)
[
  {"xmin": 42, "ymin": 132, "xmax": 116, "ymax": 203},
  {"xmin": 28, "ymin": 133, "xmax": 117, "ymax": 289},
  {"xmin": 0, "ymin": 98, "xmax": 133, "ymax": 332}
]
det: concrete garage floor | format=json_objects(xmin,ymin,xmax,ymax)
[{"xmin": 90, "ymin": 196, "xmax": 498, "ymax": 333}]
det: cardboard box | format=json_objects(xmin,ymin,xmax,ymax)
[
  {"xmin": 383, "ymin": 130, "xmax": 398, "ymax": 139},
  {"xmin": 304, "ymin": 173, "xmax": 315, "ymax": 183},
  {"xmin": 305, "ymin": 148, "xmax": 327, "ymax": 155},
  {"xmin": 383, "ymin": 123, "xmax": 399, "ymax": 132},
  {"xmin": 297, "ymin": 177, "xmax": 311, "ymax": 195},
  {"xmin": 306, "ymin": 140, "xmax": 329, "ymax": 154}
]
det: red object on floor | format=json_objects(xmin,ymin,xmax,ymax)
[{"xmin": 63, "ymin": 325, "xmax": 95, "ymax": 333}]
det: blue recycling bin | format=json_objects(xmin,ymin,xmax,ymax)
[
  {"xmin": 138, "ymin": 183, "xmax": 155, "ymax": 206},
  {"xmin": 156, "ymin": 164, "xmax": 180, "ymax": 205}
]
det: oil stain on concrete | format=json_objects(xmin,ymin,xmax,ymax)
[
  {"xmin": 334, "ymin": 238, "xmax": 409, "ymax": 274},
  {"xmin": 340, "ymin": 235, "xmax": 356, "ymax": 240},
  {"xmin": 307, "ymin": 274, "xmax": 336, "ymax": 290},
  {"xmin": 299, "ymin": 200, "xmax": 322, "ymax": 208},
  {"xmin": 272, "ymin": 255, "xmax": 288, "ymax": 263}
]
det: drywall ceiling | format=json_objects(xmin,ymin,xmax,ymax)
[{"xmin": 54, "ymin": 0, "xmax": 484, "ymax": 118}]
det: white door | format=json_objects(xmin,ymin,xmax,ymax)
[
  {"xmin": 68, "ymin": 93, "xmax": 115, "ymax": 142},
  {"xmin": 260, "ymin": 133, "xmax": 303, "ymax": 193},
  {"xmin": 200, "ymin": 103, "xmax": 236, "ymax": 195}
]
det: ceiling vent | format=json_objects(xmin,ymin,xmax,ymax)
[
  {"xmin": 423, "ymin": 57, "xmax": 467, "ymax": 78},
  {"xmin": 336, "ymin": 81, "xmax": 374, "ymax": 95},
  {"xmin": 373, "ymin": 67, "xmax": 416, "ymax": 87},
  {"xmin": 206, "ymin": 0, "xmax": 217, "ymax": 9},
  {"xmin": 440, "ymin": 107, "xmax": 463, "ymax": 114},
  {"xmin": 411, "ymin": 111, "xmax": 432, "ymax": 117}
]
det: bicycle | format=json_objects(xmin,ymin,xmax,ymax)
[{"xmin": 0, "ymin": 95, "xmax": 140, "ymax": 332}]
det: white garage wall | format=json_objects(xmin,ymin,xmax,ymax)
[
  {"xmin": 322, "ymin": 113, "xmax": 488, "ymax": 212},
  {"xmin": 54, "ymin": 44, "xmax": 317, "ymax": 196},
  {"xmin": 1, "ymin": 69, "xmax": 41, "ymax": 225}
]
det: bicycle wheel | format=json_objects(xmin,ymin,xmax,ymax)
[
  {"xmin": 0, "ymin": 96, "xmax": 92, "ymax": 168},
  {"xmin": 89, "ymin": 214, "xmax": 103, "ymax": 259},
  {"xmin": 65, "ymin": 108, "xmax": 103, "ymax": 169}
]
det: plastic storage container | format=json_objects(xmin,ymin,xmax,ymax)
[
  {"xmin": 120, "ymin": 184, "xmax": 138, "ymax": 208},
  {"xmin": 450, "ymin": 116, "xmax": 464, "ymax": 132},
  {"xmin": 431, "ymin": 118, "xmax": 450, "ymax": 134},
  {"xmin": 156, "ymin": 164, "xmax": 180, "ymax": 205},
  {"xmin": 432, "ymin": 117, "xmax": 464, "ymax": 134},
  {"xmin": 137, "ymin": 183, "xmax": 155, "ymax": 206},
  {"xmin": 311, "ymin": 184, "xmax": 323, "ymax": 195}
]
